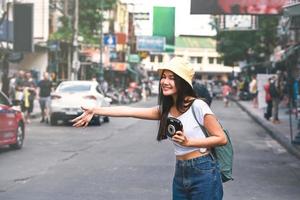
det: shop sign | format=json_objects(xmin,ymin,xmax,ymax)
[
  {"xmin": 136, "ymin": 36, "xmax": 165, "ymax": 52},
  {"xmin": 127, "ymin": 54, "xmax": 140, "ymax": 63}
]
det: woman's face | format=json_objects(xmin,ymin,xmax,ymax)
[{"xmin": 160, "ymin": 70, "xmax": 177, "ymax": 96}]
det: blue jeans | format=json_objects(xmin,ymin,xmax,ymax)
[{"xmin": 173, "ymin": 154, "xmax": 223, "ymax": 200}]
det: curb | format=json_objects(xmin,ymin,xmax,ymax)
[{"xmin": 232, "ymin": 98, "xmax": 300, "ymax": 160}]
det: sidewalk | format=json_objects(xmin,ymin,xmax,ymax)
[{"xmin": 232, "ymin": 98, "xmax": 300, "ymax": 159}]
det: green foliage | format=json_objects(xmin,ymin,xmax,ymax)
[
  {"xmin": 49, "ymin": 16, "xmax": 73, "ymax": 42},
  {"xmin": 50, "ymin": 0, "xmax": 117, "ymax": 44},
  {"xmin": 216, "ymin": 16, "xmax": 279, "ymax": 66}
]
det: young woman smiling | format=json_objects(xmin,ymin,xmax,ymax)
[{"xmin": 72, "ymin": 57, "xmax": 227, "ymax": 200}]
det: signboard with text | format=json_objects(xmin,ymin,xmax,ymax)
[
  {"xmin": 136, "ymin": 36, "xmax": 165, "ymax": 52},
  {"xmin": 191, "ymin": 0, "xmax": 289, "ymax": 15},
  {"xmin": 219, "ymin": 15, "xmax": 258, "ymax": 31}
]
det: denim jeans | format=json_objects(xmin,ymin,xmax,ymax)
[{"xmin": 173, "ymin": 154, "xmax": 223, "ymax": 200}]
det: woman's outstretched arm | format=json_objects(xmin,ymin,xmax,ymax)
[{"xmin": 72, "ymin": 106, "xmax": 160, "ymax": 127}]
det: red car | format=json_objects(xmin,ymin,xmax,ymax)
[{"xmin": 0, "ymin": 91, "xmax": 25, "ymax": 149}]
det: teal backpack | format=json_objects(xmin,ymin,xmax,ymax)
[{"xmin": 191, "ymin": 104, "xmax": 234, "ymax": 183}]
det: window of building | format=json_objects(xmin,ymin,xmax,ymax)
[
  {"xmin": 150, "ymin": 55, "xmax": 155, "ymax": 62},
  {"xmin": 158, "ymin": 55, "xmax": 163, "ymax": 62},
  {"xmin": 208, "ymin": 57, "xmax": 214, "ymax": 64},
  {"xmin": 217, "ymin": 57, "xmax": 222, "ymax": 64},
  {"xmin": 190, "ymin": 56, "xmax": 202, "ymax": 64},
  {"xmin": 189, "ymin": 57, "xmax": 197, "ymax": 64},
  {"xmin": 197, "ymin": 57, "xmax": 202, "ymax": 64}
]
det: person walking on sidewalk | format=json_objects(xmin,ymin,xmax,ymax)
[
  {"xmin": 37, "ymin": 72, "xmax": 52, "ymax": 123},
  {"xmin": 270, "ymin": 75, "xmax": 283, "ymax": 124},
  {"xmin": 22, "ymin": 71, "xmax": 37, "ymax": 124},
  {"xmin": 264, "ymin": 77, "xmax": 273, "ymax": 120},
  {"xmin": 72, "ymin": 57, "xmax": 227, "ymax": 200},
  {"xmin": 249, "ymin": 74, "xmax": 258, "ymax": 108},
  {"xmin": 222, "ymin": 81, "xmax": 231, "ymax": 107}
]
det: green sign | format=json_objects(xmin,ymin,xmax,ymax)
[{"xmin": 127, "ymin": 54, "xmax": 140, "ymax": 63}]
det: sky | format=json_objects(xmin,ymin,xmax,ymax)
[{"xmin": 121, "ymin": 0, "xmax": 216, "ymax": 36}]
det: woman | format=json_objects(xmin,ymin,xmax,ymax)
[
  {"xmin": 72, "ymin": 57, "xmax": 227, "ymax": 200},
  {"xmin": 264, "ymin": 77, "xmax": 272, "ymax": 120}
]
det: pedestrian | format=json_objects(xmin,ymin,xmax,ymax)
[
  {"xmin": 264, "ymin": 77, "xmax": 273, "ymax": 120},
  {"xmin": 270, "ymin": 74, "xmax": 283, "ymax": 124},
  {"xmin": 14, "ymin": 70, "xmax": 25, "ymax": 106},
  {"xmin": 37, "ymin": 72, "xmax": 52, "ymax": 123},
  {"xmin": 222, "ymin": 81, "xmax": 231, "ymax": 107},
  {"xmin": 72, "ymin": 57, "xmax": 227, "ymax": 200},
  {"xmin": 192, "ymin": 80, "xmax": 213, "ymax": 106},
  {"xmin": 249, "ymin": 74, "xmax": 258, "ymax": 108},
  {"xmin": 22, "ymin": 71, "xmax": 37, "ymax": 123}
]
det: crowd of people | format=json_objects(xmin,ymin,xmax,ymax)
[
  {"xmin": 225, "ymin": 70, "xmax": 288, "ymax": 125},
  {"xmin": 8, "ymin": 70, "xmax": 53, "ymax": 124}
]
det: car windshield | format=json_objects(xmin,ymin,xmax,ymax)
[{"xmin": 58, "ymin": 84, "xmax": 91, "ymax": 93}]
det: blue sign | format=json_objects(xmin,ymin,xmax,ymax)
[
  {"xmin": 136, "ymin": 36, "xmax": 165, "ymax": 52},
  {"xmin": 103, "ymin": 35, "xmax": 116, "ymax": 48},
  {"xmin": 0, "ymin": 20, "xmax": 13, "ymax": 42}
]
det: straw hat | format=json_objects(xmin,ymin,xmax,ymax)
[{"xmin": 157, "ymin": 57, "xmax": 194, "ymax": 88}]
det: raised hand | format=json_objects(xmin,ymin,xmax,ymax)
[{"xmin": 72, "ymin": 106, "xmax": 94, "ymax": 127}]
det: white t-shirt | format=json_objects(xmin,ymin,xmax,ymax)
[{"xmin": 168, "ymin": 99, "xmax": 214, "ymax": 156}]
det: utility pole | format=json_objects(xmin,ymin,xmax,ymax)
[
  {"xmin": 71, "ymin": 0, "xmax": 79, "ymax": 80},
  {"xmin": 99, "ymin": 0, "xmax": 103, "ymax": 80}
]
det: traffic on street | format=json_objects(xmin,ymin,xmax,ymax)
[
  {"xmin": 1, "ymin": 98, "xmax": 300, "ymax": 200},
  {"xmin": 1, "ymin": 1, "xmax": 300, "ymax": 200}
]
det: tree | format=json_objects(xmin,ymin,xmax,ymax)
[
  {"xmin": 216, "ymin": 16, "xmax": 279, "ymax": 67},
  {"xmin": 50, "ymin": 0, "xmax": 117, "ymax": 44}
]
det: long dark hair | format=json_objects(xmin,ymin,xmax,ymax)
[{"xmin": 156, "ymin": 71, "xmax": 196, "ymax": 141}]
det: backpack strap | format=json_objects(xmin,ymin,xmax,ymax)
[{"xmin": 191, "ymin": 103, "xmax": 216, "ymax": 160}]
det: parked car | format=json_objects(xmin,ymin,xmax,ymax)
[
  {"xmin": 49, "ymin": 81, "xmax": 111, "ymax": 126},
  {"xmin": 0, "ymin": 91, "xmax": 25, "ymax": 149},
  {"xmin": 212, "ymin": 82, "xmax": 223, "ymax": 99}
]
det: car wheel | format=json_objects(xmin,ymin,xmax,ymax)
[
  {"xmin": 10, "ymin": 122, "xmax": 25, "ymax": 150},
  {"xmin": 103, "ymin": 116, "xmax": 109, "ymax": 123},
  {"xmin": 50, "ymin": 115, "xmax": 58, "ymax": 126}
]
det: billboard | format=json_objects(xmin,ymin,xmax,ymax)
[
  {"xmin": 219, "ymin": 15, "xmax": 258, "ymax": 31},
  {"xmin": 136, "ymin": 36, "xmax": 165, "ymax": 52},
  {"xmin": 191, "ymin": 0, "xmax": 289, "ymax": 15},
  {"xmin": 153, "ymin": 7, "xmax": 175, "ymax": 45}
]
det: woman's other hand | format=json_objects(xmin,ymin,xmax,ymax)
[
  {"xmin": 72, "ymin": 106, "xmax": 94, "ymax": 127},
  {"xmin": 172, "ymin": 131, "xmax": 189, "ymax": 146}
]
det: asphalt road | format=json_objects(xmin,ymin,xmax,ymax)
[{"xmin": 1, "ymin": 97, "xmax": 300, "ymax": 200}]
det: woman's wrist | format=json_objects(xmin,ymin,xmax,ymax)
[
  {"xmin": 91, "ymin": 107, "xmax": 97, "ymax": 115},
  {"xmin": 183, "ymin": 137, "xmax": 191, "ymax": 147}
]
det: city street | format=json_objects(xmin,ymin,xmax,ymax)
[{"xmin": 1, "ymin": 97, "xmax": 300, "ymax": 200}]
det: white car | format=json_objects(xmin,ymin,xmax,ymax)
[{"xmin": 49, "ymin": 81, "xmax": 111, "ymax": 126}]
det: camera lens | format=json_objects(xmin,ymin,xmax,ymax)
[{"xmin": 167, "ymin": 124, "xmax": 176, "ymax": 137}]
